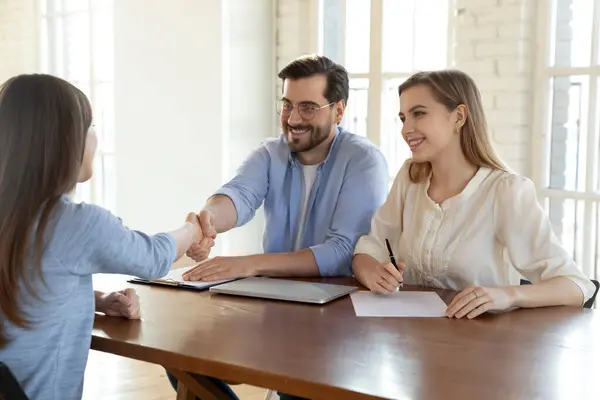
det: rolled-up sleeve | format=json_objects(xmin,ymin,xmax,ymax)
[
  {"xmin": 310, "ymin": 148, "xmax": 389, "ymax": 276},
  {"xmin": 494, "ymin": 174, "xmax": 596, "ymax": 304},
  {"xmin": 214, "ymin": 146, "xmax": 270, "ymax": 227}
]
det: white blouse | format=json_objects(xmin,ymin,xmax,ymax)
[{"xmin": 354, "ymin": 160, "xmax": 595, "ymax": 303}]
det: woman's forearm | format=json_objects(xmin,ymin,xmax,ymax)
[
  {"xmin": 510, "ymin": 276, "xmax": 585, "ymax": 308},
  {"xmin": 168, "ymin": 222, "xmax": 200, "ymax": 260},
  {"xmin": 352, "ymin": 254, "xmax": 379, "ymax": 285}
]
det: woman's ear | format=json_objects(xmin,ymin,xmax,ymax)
[{"xmin": 455, "ymin": 104, "xmax": 467, "ymax": 128}]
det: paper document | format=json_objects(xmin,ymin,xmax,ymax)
[
  {"xmin": 154, "ymin": 265, "xmax": 235, "ymax": 289},
  {"xmin": 350, "ymin": 291, "xmax": 447, "ymax": 317}
]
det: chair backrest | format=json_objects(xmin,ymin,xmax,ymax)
[
  {"xmin": 584, "ymin": 280, "xmax": 600, "ymax": 309},
  {"xmin": 0, "ymin": 362, "xmax": 29, "ymax": 400},
  {"xmin": 520, "ymin": 279, "xmax": 600, "ymax": 309}
]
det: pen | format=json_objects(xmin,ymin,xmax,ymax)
[
  {"xmin": 385, "ymin": 238, "xmax": 401, "ymax": 291},
  {"xmin": 385, "ymin": 238, "xmax": 398, "ymax": 269}
]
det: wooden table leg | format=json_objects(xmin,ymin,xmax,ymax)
[
  {"xmin": 167, "ymin": 367, "xmax": 233, "ymax": 400},
  {"xmin": 176, "ymin": 383, "xmax": 196, "ymax": 400}
]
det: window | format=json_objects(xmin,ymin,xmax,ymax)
[
  {"xmin": 40, "ymin": 0, "xmax": 116, "ymax": 213},
  {"xmin": 534, "ymin": 0, "xmax": 600, "ymax": 279},
  {"xmin": 318, "ymin": 0, "xmax": 451, "ymax": 179}
]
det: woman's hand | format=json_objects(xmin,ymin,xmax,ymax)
[
  {"xmin": 184, "ymin": 212, "xmax": 215, "ymax": 261},
  {"xmin": 446, "ymin": 285, "xmax": 514, "ymax": 319},
  {"xmin": 354, "ymin": 255, "xmax": 404, "ymax": 294},
  {"xmin": 186, "ymin": 237, "xmax": 215, "ymax": 262},
  {"xmin": 96, "ymin": 288, "xmax": 141, "ymax": 319}
]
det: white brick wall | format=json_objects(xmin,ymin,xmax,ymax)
[
  {"xmin": 275, "ymin": 0, "xmax": 318, "ymax": 97},
  {"xmin": 276, "ymin": 0, "xmax": 315, "ymax": 72},
  {"xmin": 453, "ymin": 0, "xmax": 536, "ymax": 176},
  {"xmin": 0, "ymin": 0, "xmax": 39, "ymax": 83}
]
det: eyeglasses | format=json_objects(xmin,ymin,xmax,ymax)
[{"xmin": 276, "ymin": 100, "xmax": 335, "ymax": 121}]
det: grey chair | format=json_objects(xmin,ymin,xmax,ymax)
[{"xmin": 0, "ymin": 362, "xmax": 28, "ymax": 400}]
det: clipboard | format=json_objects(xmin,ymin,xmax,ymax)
[
  {"xmin": 128, "ymin": 277, "xmax": 232, "ymax": 291},
  {"xmin": 128, "ymin": 265, "xmax": 236, "ymax": 291}
]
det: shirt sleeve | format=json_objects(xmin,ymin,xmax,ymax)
[
  {"xmin": 56, "ymin": 202, "xmax": 177, "ymax": 280},
  {"xmin": 213, "ymin": 146, "xmax": 270, "ymax": 227},
  {"xmin": 494, "ymin": 174, "xmax": 595, "ymax": 303},
  {"xmin": 353, "ymin": 160, "xmax": 410, "ymax": 263},
  {"xmin": 310, "ymin": 147, "xmax": 389, "ymax": 276}
]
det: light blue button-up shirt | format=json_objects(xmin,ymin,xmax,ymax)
[{"xmin": 215, "ymin": 127, "xmax": 389, "ymax": 276}]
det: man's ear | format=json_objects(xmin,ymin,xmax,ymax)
[{"xmin": 335, "ymin": 100, "xmax": 345, "ymax": 124}]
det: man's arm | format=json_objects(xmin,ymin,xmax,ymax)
[
  {"xmin": 185, "ymin": 147, "xmax": 390, "ymax": 280},
  {"xmin": 183, "ymin": 247, "xmax": 321, "ymax": 282},
  {"xmin": 202, "ymin": 147, "xmax": 270, "ymax": 232},
  {"xmin": 183, "ymin": 145, "xmax": 389, "ymax": 281},
  {"xmin": 247, "ymin": 249, "xmax": 320, "ymax": 277},
  {"xmin": 198, "ymin": 195, "xmax": 237, "ymax": 235},
  {"xmin": 187, "ymin": 147, "xmax": 270, "ymax": 261},
  {"xmin": 307, "ymin": 149, "xmax": 389, "ymax": 276},
  {"xmin": 254, "ymin": 147, "xmax": 388, "ymax": 277},
  {"xmin": 252, "ymin": 148, "xmax": 389, "ymax": 277}
]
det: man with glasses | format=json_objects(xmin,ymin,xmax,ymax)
[
  {"xmin": 169, "ymin": 54, "xmax": 389, "ymax": 399},
  {"xmin": 183, "ymin": 54, "xmax": 388, "ymax": 285}
]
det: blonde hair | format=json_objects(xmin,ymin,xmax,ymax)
[{"xmin": 398, "ymin": 69, "xmax": 507, "ymax": 183}]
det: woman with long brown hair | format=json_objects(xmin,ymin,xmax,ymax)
[
  {"xmin": 0, "ymin": 74, "xmax": 204, "ymax": 399},
  {"xmin": 352, "ymin": 69, "xmax": 595, "ymax": 318}
]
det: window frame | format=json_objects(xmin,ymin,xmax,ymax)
[
  {"xmin": 39, "ymin": 0, "xmax": 115, "ymax": 212},
  {"xmin": 532, "ymin": 0, "xmax": 600, "ymax": 279},
  {"xmin": 316, "ymin": 0, "xmax": 453, "ymax": 180}
]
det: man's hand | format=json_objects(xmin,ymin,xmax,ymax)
[
  {"xmin": 184, "ymin": 211, "xmax": 215, "ymax": 261},
  {"xmin": 198, "ymin": 209, "xmax": 217, "ymax": 239},
  {"xmin": 182, "ymin": 256, "xmax": 256, "ymax": 282},
  {"xmin": 96, "ymin": 288, "xmax": 141, "ymax": 319}
]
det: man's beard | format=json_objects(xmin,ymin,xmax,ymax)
[{"xmin": 284, "ymin": 123, "xmax": 332, "ymax": 153}]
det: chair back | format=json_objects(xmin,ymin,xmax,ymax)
[{"xmin": 0, "ymin": 362, "xmax": 29, "ymax": 400}]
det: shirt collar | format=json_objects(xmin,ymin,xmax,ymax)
[{"xmin": 424, "ymin": 166, "xmax": 493, "ymax": 211}]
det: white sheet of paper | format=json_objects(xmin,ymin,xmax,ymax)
[
  {"xmin": 350, "ymin": 291, "xmax": 448, "ymax": 317},
  {"xmin": 160, "ymin": 265, "xmax": 235, "ymax": 289}
]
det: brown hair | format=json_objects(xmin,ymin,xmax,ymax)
[
  {"xmin": 0, "ymin": 74, "xmax": 92, "ymax": 347},
  {"xmin": 398, "ymin": 69, "xmax": 507, "ymax": 183},
  {"xmin": 278, "ymin": 54, "xmax": 350, "ymax": 105}
]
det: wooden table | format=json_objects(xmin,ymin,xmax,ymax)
[{"xmin": 92, "ymin": 276, "xmax": 600, "ymax": 400}]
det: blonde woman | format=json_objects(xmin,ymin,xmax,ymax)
[{"xmin": 352, "ymin": 69, "xmax": 595, "ymax": 319}]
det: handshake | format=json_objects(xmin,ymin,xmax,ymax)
[{"xmin": 185, "ymin": 209, "xmax": 218, "ymax": 262}]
